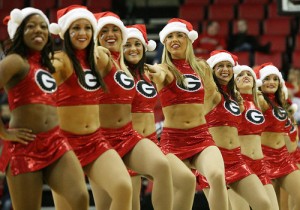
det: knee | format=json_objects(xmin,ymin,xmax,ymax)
[
  {"xmin": 71, "ymin": 188, "xmax": 89, "ymax": 206},
  {"xmin": 176, "ymin": 171, "xmax": 196, "ymax": 190},
  {"xmin": 205, "ymin": 168, "xmax": 225, "ymax": 187},
  {"xmin": 153, "ymin": 157, "xmax": 171, "ymax": 176},
  {"xmin": 254, "ymin": 197, "xmax": 271, "ymax": 210},
  {"xmin": 114, "ymin": 178, "xmax": 133, "ymax": 196}
]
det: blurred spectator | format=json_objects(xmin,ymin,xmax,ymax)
[
  {"xmin": 286, "ymin": 67, "xmax": 300, "ymax": 123},
  {"xmin": 228, "ymin": 19, "xmax": 270, "ymax": 53},
  {"xmin": 193, "ymin": 21, "xmax": 226, "ymax": 58}
]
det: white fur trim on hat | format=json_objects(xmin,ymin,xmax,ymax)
[
  {"xmin": 126, "ymin": 27, "xmax": 157, "ymax": 51},
  {"xmin": 8, "ymin": 7, "xmax": 49, "ymax": 39},
  {"xmin": 206, "ymin": 52, "xmax": 235, "ymax": 69},
  {"xmin": 95, "ymin": 16, "xmax": 127, "ymax": 44},
  {"xmin": 49, "ymin": 8, "xmax": 97, "ymax": 40},
  {"xmin": 233, "ymin": 65, "xmax": 257, "ymax": 80},
  {"xmin": 159, "ymin": 22, "xmax": 198, "ymax": 44}
]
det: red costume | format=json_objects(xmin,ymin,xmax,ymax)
[
  {"xmin": 159, "ymin": 59, "xmax": 215, "ymax": 160},
  {"xmin": 100, "ymin": 52, "xmax": 142, "ymax": 156},
  {"xmin": 238, "ymin": 94, "xmax": 271, "ymax": 185},
  {"xmin": 0, "ymin": 52, "xmax": 71, "ymax": 175},
  {"xmin": 262, "ymin": 94, "xmax": 298, "ymax": 179},
  {"xmin": 200, "ymin": 93, "xmax": 253, "ymax": 188},
  {"xmin": 56, "ymin": 50, "xmax": 112, "ymax": 166}
]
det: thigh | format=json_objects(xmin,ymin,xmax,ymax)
[
  {"xmin": 278, "ymin": 170, "xmax": 300, "ymax": 198},
  {"xmin": 229, "ymin": 174, "xmax": 267, "ymax": 203},
  {"xmin": 84, "ymin": 149, "xmax": 131, "ymax": 191},
  {"xmin": 6, "ymin": 164, "xmax": 43, "ymax": 210},
  {"xmin": 44, "ymin": 151, "xmax": 87, "ymax": 195},
  {"xmin": 264, "ymin": 184, "xmax": 279, "ymax": 210},
  {"xmin": 123, "ymin": 138, "xmax": 168, "ymax": 176},
  {"xmin": 166, "ymin": 153, "xmax": 195, "ymax": 188},
  {"xmin": 193, "ymin": 145, "xmax": 224, "ymax": 177}
]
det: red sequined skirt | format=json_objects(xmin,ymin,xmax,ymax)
[
  {"xmin": 262, "ymin": 145, "xmax": 298, "ymax": 180},
  {"xmin": 0, "ymin": 126, "xmax": 71, "ymax": 176},
  {"xmin": 160, "ymin": 124, "xmax": 215, "ymax": 160},
  {"xmin": 100, "ymin": 122, "xmax": 142, "ymax": 157},
  {"xmin": 60, "ymin": 128, "xmax": 112, "ymax": 167},
  {"xmin": 242, "ymin": 155, "xmax": 271, "ymax": 185}
]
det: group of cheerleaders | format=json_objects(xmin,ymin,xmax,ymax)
[{"xmin": 0, "ymin": 4, "xmax": 300, "ymax": 210}]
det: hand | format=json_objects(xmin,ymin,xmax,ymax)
[
  {"xmin": 94, "ymin": 46, "xmax": 111, "ymax": 61},
  {"xmin": 145, "ymin": 64, "xmax": 165, "ymax": 83},
  {"xmin": 2, "ymin": 128, "xmax": 36, "ymax": 145}
]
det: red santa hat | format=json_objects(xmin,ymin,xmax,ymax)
[
  {"xmin": 126, "ymin": 24, "xmax": 156, "ymax": 51},
  {"xmin": 49, "ymin": 5, "xmax": 97, "ymax": 40},
  {"xmin": 159, "ymin": 18, "xmax": 198, "ymax": 44},
  {"xmin": 94, "ymin": 11, "xmax": 127, "ymax": 44},
  {"xmin": 3, "ymin": 7, "xmax": 49, "ymax": 39},
  {"xmin": 206, "ymin": 50, "xmax": 238, "ymax": 69},
  {"xmin": 254, "ymin": 62, "xmax": 288, "ymax": 99}
]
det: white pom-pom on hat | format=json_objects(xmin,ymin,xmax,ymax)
[
  {"xmin": 147, "ymin": 40, "xmax": 157, "ymax": 51},
  {"xmin": 10, "ymin": 9, "xmax": 23, "ymax": 24},
  {"xmin": 126, "ymin": 24, "xmax": 157, "ymax": 51},
  {"xmin": 159, "ymin": 18, "xmax": 198, "ymax": 44},
  {"xmin": 49, "ymin": 23, "xmax": 61, "ymax": 35}
]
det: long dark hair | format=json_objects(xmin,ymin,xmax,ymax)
[
  {"xmin": 213, "ymin": 73, "xmax": 239, "ymax": 103},
  {"xmin": 63, "ymin": 28, "xmax": 106, "ymax": 90},
  {"xmin": 124, "ymin": 45, "xmax": 147, "ymax": 81},
  {"xmin": 260, "ymin": 85, "xmax": 286, "ymax": 114},
  {"xmin": 6, "ymin": 14, "xmax": 55, "ymax": 73}
]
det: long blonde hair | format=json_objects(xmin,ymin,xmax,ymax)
[{"xmin": 161, "ymin": 37, "xmax": 205, "ymax": 86}]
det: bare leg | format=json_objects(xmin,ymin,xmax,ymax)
[
  {"xmin": 84, "ymin": 149, "xmax": 132, "ymax": 210},
  {"xmin": 6, "ymin": 165, "xmax": 43, "ymax": 210},
  {"xmin": 45, "ymin": 151, "xmax": 89, "ymax": 210},
  {"xmin": 229, "ymin": 174, "xmax": 271, "ymax": 210},
  {"xmin": 228, "ymin": 189, "xmax": 250, "ymax": 210},
  {"xmin": 131, "ymin": 175, "xmax": 142, "ymax": 210},
  {"xmin": 264, "ymin": 184, "xmax": 279, "ymax": 210},
  {"xmin": 166, "ymin": 153, "xmax": 196, "ymax": 210},
  {"xmin": 193, "ymin": 146, "xmax": 229, "ymax": 210},
  {"xmin": 123, "ymin": 138, "xmax": 173, "ymax": 210},
  {"xmin": 277, "ymin": 170, "xmax": 300, "ymax": 210}
]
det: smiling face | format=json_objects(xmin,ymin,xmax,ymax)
[
  {"xmin": 164, "ymin": 32, "xmax": 187, "ymax": 59},
  {"xmin": 213, "ymin": 61, "xmax": 234, "ymax": 85},
  {"xmin": 23, "ymin": 14, "xmax": 49, "ymax": 51},
  {"xmin": 261, "ymin": 74, "xmax": 280, "ymax": 94},
  {"xmin": 98, "ymin": 24, "xmax": 122, "ymax": 52},
  {"xmin": 235, "ymin": 70, "xmax": 254, "ymax": 94},
  {"xmin": 123, "ymin": 38, "xmax": 144, "ymax": 65},
  {"xmin": 68, "ymin": 18, "xmax": 93, "ymax": 50}
]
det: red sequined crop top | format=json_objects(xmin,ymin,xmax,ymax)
[
  {"xmin": 56, "ymin": 50, "xmax": 103, "ymax": 106},
  {"xmin": 238, "ymin": 94, "xmax": 265, "ymax": 135},
  {"xmin": 205, "ymin": 95, "xmax": 242, "ymax": 128},
  {"xmin": 132, "ymin": 75, "xmax": 158, "ymax": 113},
  {"xmin": 7, "ymin": 52, "xmax": 57, "ymax": 110},
  {"xmin": 159, "ymin": 59, "xmax": 204, "ymax": 108},
  {"xmin": 99, "ymin": 65, "xmax": 136, "ymax": 104},
  {"xmin": 262, "ymin": 94, "xmax": 288, "ymax": 133}
]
